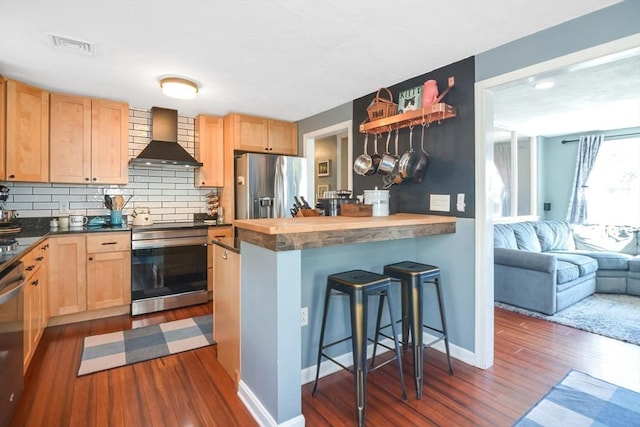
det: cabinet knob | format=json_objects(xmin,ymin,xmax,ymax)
[
  {"xmin": 222, "ymin": 250, "xmax": 228, "ymax": 260},
  {"xmin": 92, "ymin": 177, "xmax": 97, "ymax": 181},
  {"xmin": 9, "ymin": 174, "xmax": 15, "ymax": 179},
  {"xmin": 85, "ymin": 177, "xmax": 90, "ymax": 182},
  {"xmin": 35, "ymin": 256, "xmax": 44, "ymax": 261},
  {"xmin": 32, "ymin": 279, "xmax": 39, "ymax": 287},
  {"xmin": 88, "ymin": 256, "xmax": 94, "ymax": 261},
  {"xmin": 25, "ymin": 265, "xmax": 35, "ymax": 271}
]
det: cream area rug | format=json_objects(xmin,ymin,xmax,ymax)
[{"xmin": 78, "ymin": 315, "xmax": 214, "ymax": 376}]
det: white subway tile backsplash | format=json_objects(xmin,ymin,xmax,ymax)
[
  {"xmin": 33, "ymin": 202, "xmax": 61, "ymax": 210},
  {"xmin": 33, "ymin": 187, "xmax": 70, "ymax": 195},
  {"xmin": 14, "ymin": 195, "xmax": 50, "ymax": 203},
  {"xmin": 20, "ymin": 210, "xmax": 53, "ymax": 218}
]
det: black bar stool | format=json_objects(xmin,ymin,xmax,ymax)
[
  {"xmin": 381, "ymin": 261, "xmax": 454, "ymax": 399},
  {"xmin": 312, "ymin": 269, "xmax": 407, "ymax": 427}
]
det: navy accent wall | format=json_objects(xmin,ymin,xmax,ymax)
[{"xmin": 352, "ymin": 56, "xmax": 476, "ymax": 218}]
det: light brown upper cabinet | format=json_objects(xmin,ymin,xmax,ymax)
[
  {"xmin": 225, "ymin": 113, "xmax": 297, "ymax": 155},
  {"xmin": 195, "ymin": 115, "xmax": 224, "ymax": 187},
  {"xmin": 5, "ymin": 79, "xmax": 49, "ymax": 182},
  {"xmin": 0, "ymin": 76, "xmax": 5, "ymax": 180},
  {"xmin": 50, "ymin": 93, "xmax": 129, "ymax": 184}
]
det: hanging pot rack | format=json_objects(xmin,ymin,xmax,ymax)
[{"xmin": 359, "ymin": 76, "xmax": 457, "ymax": 135}]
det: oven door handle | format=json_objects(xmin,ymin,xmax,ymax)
[
  {"xmin": 132, "ymin": 237, "xmax": 207, "ymax": 250},
  {"xmin": 0, "ymin": 276, "xmax": 25, "ymax": 305}
]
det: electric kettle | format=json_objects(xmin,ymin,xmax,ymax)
[{"xmin": 132, "ymin": 207, "xmax": 153, "ymax": 226}]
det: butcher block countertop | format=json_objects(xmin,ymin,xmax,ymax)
[{"xmin": 234, "ymin": 213, "xmax": 456, "ymax": 251}]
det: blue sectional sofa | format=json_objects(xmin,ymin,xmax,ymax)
[{"xmin": 494, "ymin": 220, "xmax": 640, "ymax": 315}]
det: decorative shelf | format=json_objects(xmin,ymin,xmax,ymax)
[{"xmin": 359, "ymin": 102, "xmax": 457, "ymax": 134}]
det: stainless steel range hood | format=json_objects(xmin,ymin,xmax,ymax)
[{"xmin": 129, "ymin": 107, "xmax": 203, "ymax": 168}]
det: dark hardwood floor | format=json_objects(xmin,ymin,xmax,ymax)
[{"xmin": 11, "ymin": 305, "xmax": 640, "ymax": 426}]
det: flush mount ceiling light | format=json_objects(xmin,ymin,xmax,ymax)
[
  {"xmin": 534, "ymin": 81, "xmax": 555, "ymax": 90},
  {"xmin": 159, "ymin": 77, "xmax": 199, "ymax": 99}
]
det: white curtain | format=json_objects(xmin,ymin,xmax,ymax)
[
  {"xmin": 494, "ymin": 142, "xmax": 511, "ymax": 216},
  {"xmin": 566, "ymin": 135, "xmax": 603, "ymax": 223}
]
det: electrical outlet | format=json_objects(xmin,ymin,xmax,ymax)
[{"xmin": 301, "ymin": 307, "xmax": 308, "ymax": 326}]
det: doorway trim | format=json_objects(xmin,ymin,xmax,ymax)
[
  {"xmin": 474, "ymin": 33, "xmax": 640, "ymax": 369},
  {"xmin": 302, "ymin": 120, "xmax": 353, "ymax": 203}
]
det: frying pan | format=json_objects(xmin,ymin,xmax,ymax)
[
  {"xmin": 413, "ymin": 123, "xmax": 431, "ymax": 184},
  {"xmin": 398, "ymin": 126, "xmax": 420, "ymax": 180},
  {"xmin": 353, "ymin": 134, "xmax": 373, "ymax": 176}
]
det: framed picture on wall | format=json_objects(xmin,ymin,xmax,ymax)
[
  {"xmin": 317, "ymin": 184, "xmax": 329, "ymax": 197},
  {"xmin": 317, "ymin": 159, "xmax": 331, "ymax": 177}
]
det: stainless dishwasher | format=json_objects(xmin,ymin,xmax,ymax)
[{"xmin": 0, "ymin": 261, "xmax": 25, "ymax": 427}]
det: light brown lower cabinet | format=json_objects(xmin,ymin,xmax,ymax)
[
  {"xmin": 49, "ymin": 232, "xmax": 130, "ymax": 317},
  {"xmin": 22, "ymin": 239, "xmax": 49, "ymax": 372},
  {"xmin": 86, "ymin": 250, "xmax": 131, "ymax": 310},
  {"xmin": 213, "ymin": 243, "xmax": 241, "ymax": 388},
  {"xmin": 48, "ymin": 235, "xmax": 87, "ymax": 316},
  {"xmin": 207, "ymin": 227, "xmax": 234, "ymax": 293}
]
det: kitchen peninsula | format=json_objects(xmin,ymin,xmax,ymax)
[{"xmin": 233, "ymin": 213, "xmax": 456, "ymax": 426}]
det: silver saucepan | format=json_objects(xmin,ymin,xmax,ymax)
[
  {"xmin": 353, "ymin": 134, "xmax": 373, "ymax": 176},
  {"xmin": 378, "ymin": 129, "xmax": 399, "ymax": 175},
  {"xmin": 0, "ymin": 209, "xmax": 18, "ymax": 223}
]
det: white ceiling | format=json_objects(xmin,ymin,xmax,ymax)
[
  {"xmin": 493, "ymin": 48, "xmax": 640, "ymax": 138},
  {"xmin": 0, "ymin": 0, "xmax": 625, "ymax": 133}
]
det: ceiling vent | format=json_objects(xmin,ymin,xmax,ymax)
[{"xmin": 49, "ymin": 34, "xmax": 94, "ymax": 56}]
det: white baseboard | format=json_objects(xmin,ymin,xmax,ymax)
[{"xmin": 238, "ymin": 380, "xmax": 306, "ymax": 427}]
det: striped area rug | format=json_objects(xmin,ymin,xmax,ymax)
[
  {"xmin": 78, "ymin": 315, "xmax": 215, "ymax": 376},
  {"xmin": 515, "ymin": 370, "xmax": 640, "ymax": 426}
]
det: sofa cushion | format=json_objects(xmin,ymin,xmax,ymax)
[
  {"xmin": 572, "ymin": 224, "xmax": 639, "ymax": 255},
  {"xmin": 494, "ymin": 224, "xmax": 518, "ymax": 249},
  {"xmin": 533, "ymin": 221, "xmax": 576, "ymax": 252},
  {"xmin": 511, "ymin": 222, "xmax": 542, "ymax": 252},
  {"xmin": 628, "ymin": 255, "xmax": 640, "ymax": 273},
  {"xmin": 550, "ymin": 252, "xmax": 599, "ymax": 276},
  {"xmin": 556, "ymin": 261, "xmax": 580, "ymax": 285},
  {"xmin": 565, "ymin": 250, "xmax": 632, "ymax": 271}
]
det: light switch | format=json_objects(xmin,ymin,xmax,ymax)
[
  {"xmin": 430, "ymin": 194, "xmax": 450, "ymax": 212},
  {"xmin": 456, "ymin": 193, "xmax": 465, "ymax": 212}
]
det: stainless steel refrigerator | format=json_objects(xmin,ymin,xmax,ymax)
[{"xmin": 235, "ymin": 153, "xmax": 308, "ymax": 219}]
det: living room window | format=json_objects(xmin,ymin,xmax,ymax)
[
  {"xmin": 584, "ymin": 136, "xmax": 640, "ymax": 227},
  {"xmin": 491, "ymin": 127, "xmax": 537, "ymax": 219}
]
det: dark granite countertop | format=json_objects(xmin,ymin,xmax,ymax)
[{"xmin": 0, "ymin": 217, "xmax": 233, "ymax": 275}]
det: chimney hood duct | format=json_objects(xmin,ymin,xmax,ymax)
[{"xmin": 129, "ymin": 107, "xmax": 203, "ymax": 168}]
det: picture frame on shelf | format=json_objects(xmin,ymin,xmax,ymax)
[
  {"xmin": 317, "ymin": 184, "xmax": 330, "ymax": 198},
  {"xmin": 317, "ymin": 159, "xmax": 331, "ymax": 177},
  {"xmin": 397, "ymin": 85, "xmax": 423, "ymax": 114}
]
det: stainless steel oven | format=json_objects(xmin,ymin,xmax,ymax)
[
  {"xmin": 131, "ymin": 227, "xmax": 208, "ymax": 315},
  {"xmin": 0, "ymin": 261, "xmax": 24, "ymax": 427}
]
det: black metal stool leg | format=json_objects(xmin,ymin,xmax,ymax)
[
  {"xmin": 349, "ymin": 290, "xmax": 368, "ymax": 427},
  {"xmin": 369, "ymin": 291, "xmax": 386, "ymax": 370},
  {"xmin": 401, "ymin": 281, "xmax": 411, "ymax": 352},
  {"xmin": 408, "ymin": 275, "xmax": 424, "ymax": 399},
  {"xmin": 433, "ymin": 276, "xmax": 454, "ymax": 375},
  {"xmin": 312, "ymin": 284, "xmax": 333, "ymax": 397},
  {"xmin": 385, "ymin": 286, "xmax": 408, "ymax": 402}
]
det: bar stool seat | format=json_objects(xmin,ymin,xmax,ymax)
[
  {"xmin": 382, "ymin": 261, "xmax": 454, "ymax": 399},
  {"xmin": 312, "ymin": 269, "xmax": 407, "ymax": 427}
]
